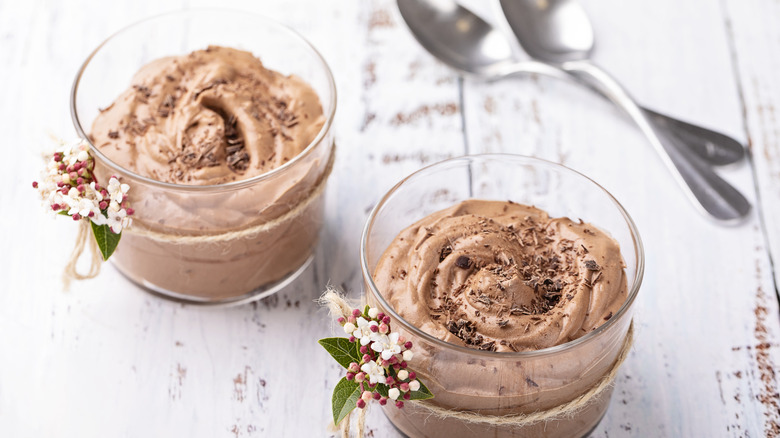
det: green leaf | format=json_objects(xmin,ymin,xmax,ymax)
[
  {"xmin": 90, "ymin": 222, "xmax": 121, "ymax": 261},
  {"xmin": 409, "ymin": 380, "xmax": 434, "ymax": 401},
  {"xmin": 331, "ymin": 377, "xmax": 361, "ymax": 425},
  {"xmin": 318, "ymin": 337, "xmax": 361, "ymax": 369},
  {"xmin": 375, "ymin": 383, "xmax": 389, "ymax": 397}
]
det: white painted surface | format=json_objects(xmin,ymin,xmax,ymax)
[{"xmin": 1, "ymin": 0, "xmax": 778, "ymax": 437}]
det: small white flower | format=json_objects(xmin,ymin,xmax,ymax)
[
  {"xmin": 107, "ymin": 177, "xmax": 130, "ymax": 204},
  {"xmin": 368, "ymin": 307, "xmax": 379, "ymax": 319},
  {"xmin": 388, "ymin": 388, "xmax": 400, "ymax": 400},
  {"xmin": 91, "ymin": 211, "xmax": 108, "ymax": 226},
  {"xmin": 360, "ymin": 360, "xmax": 387, "ymax": 385},
  {"xmin": 403, "ymin": 350, "xmax": 414, "ymax": 362},
  {"xmin": 108, "ymin": 209, "xmax": 127, "ymax": 233},
  {"xmin": 352, "ymin": 317, "xmax": 379, "ymax": 346},
  {"xmin": 343, "ymin": 322, "xmax": 356, "ymax": 334},
  {"xmin": 371, "ymin": 332, "xmax": 402, "ymax": 360},
  {"xmin": 77, "ymin": 198, "xmax": 98, "ymax": 218},
  {"xmin": 408, "ymin": 380, "xmax": 420, "ymax": 392},
  {"xmin": 77, "ymin": 150, "xmax": 89, "ymax": 162},
  {"xmin": 397, "ymin": 370, "xmax": 409, "ymax": 381}
]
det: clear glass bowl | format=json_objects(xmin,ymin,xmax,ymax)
[
  {"xmin": 361, "ymin": 154, "xmax": 643, "ymax": 437},
  {"xmin": 71, "ymin": 10, "xmax": 336, "ymax": 304}
]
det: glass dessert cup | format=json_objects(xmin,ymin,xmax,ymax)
[
  {"xmin": 361, "ymin": 155, "xmax": 643, "ymax": 437},
  {"xmin": 71, "ymin": 10, "xmax": 336, "ymax": 305}
]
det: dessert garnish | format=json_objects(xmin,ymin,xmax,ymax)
[
  {"xmin": 318, "ymin": 291, "xmax": 433, "ymax": 429},
  {"xmin": 33, "ymin": 139, "xmax": 133, "ymax": 281}
]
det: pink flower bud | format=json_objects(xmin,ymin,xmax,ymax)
[
  {"xmin": 60, "ymin": 187, "xmax": 69, "ymax": 195},
  {"xmin": 32, "ymin": 181, "xmax": 38, "ymax": 188},
  {"xmin": 51, "ymin": 204, "xmax": 61, "ymax": 211},
  {"xmin": 393, "ymin": 364, "xmax": 401, "ymax": 371},
  {"xmin": 362, "ymin": 391, "xmax": 373, "ymax": 402},
  {"xmin": 403, "ymin": 393, "xmax": 411, "ymax": 400},
  {"xmin": 88, "ymin": 211, "xmax": 95, "ymax": 218},
  {"xmin": 379, "ymin": 397, "xmax": 387, "ymax": 406},
  {"xmin": 73, "ymin": 162, "xmax": 82, "ymax": 171},
  {"xmin": 337, "ymin": 317, "xmax": 346, "ymax": 324},
  {"xmin": 370, "ymin": 324, "xmax": 379, "ymax": 333},
  {"xmin": 58, "ymin": 163, "xmax": 66, "ymax": 171},
  {"xmin": 77, "ymin": 184, "xmax": 85, "ymax": 193},
  {"xmin": 385, "ymin": 377, "xmax": 395, "ymax": 386},
  {"xmin": 362, "ymin": 354, "xmax": 371, "ymax": 363},
  {"xmin": 360, "ymin": 345, "xmax": 368, "ymax": 354},
  {"xmin": 382, "ymin": 316, "xmax": 391, "ymax": 324},
  {"xmin": 377, "ymin": 313, "xmax": 385, "ymax": 321},
  {"xmin": 72, "ymin": 214, "xmax": 81, "ymax": 221},
  {"xmin": 348, "ymin": 316, "xmax": 356, "ymax": 324},
  {"xmin": 379, "ymin": 323, "xmax": 389, "ymax": 334},
  {"xmin": 93, "ymin": 184, "xmax": 101, "ymax": 191},
  {"xmin": 356, "ymin": 399, "xmax": 366, "ymax": 409},
  {"xmin": 389, "ymin": 356, "xmax": 398, "ymax": 365},
  {"xmin": 77, "ymin": 168, "xmax": 86, "ymax": 177},
  {"xmin": 99, "ymin": 201, "xmax": 108, "ymax": 210},
  {"xmin": 69, "ymin": 172, "xmax": 78, "ymax": 181},
  {"xmin": 396, "ymin": 401, "xmax": 404, "ymax": 408},
  {"xmin": 76, "ymin": 177, "xmax": 84, "ymax": 185},
  {"xmin": 404, "ymin": 341, "xmax": 413, "ymax": 350},
  {"xmin": 354, "ymin": 372, "xmax": 366, "ymax": 383},
  {"xmin": 348, "ymin": 336, "xmax": 356, "ymax": 343},
  {"xmin": 373, "ymin": 392, "xmax": 381, "ymax": 400},
  {"xmin": 398, "ymin": 336, "xmax": 406, "ymax": 344},
  {"xmin": 400, "ymin": 361, "xmax": 408, "ymax": 369},
  {"xmin": 352, "ymin": 308, "xmax": 362, "ymax": 317},
  {"xmin": 57, "ymin": 181, "xmax": 64, "ymax": 188},
  {"xmin": 400, "ymin": 383, "xmax": 410, "ymax": 392},
  {"xmin": 100, "ymin": 189, "xmax": 108, "ymax": 198},
  {"xmin": 346, "ymin": 373, "xmax": 355, "ymax": 381},
  {"xmin": 348, "ymin": 362, "xmax": 360, "ymax": 373},
  {"xmin": 380, "ymin": 359, "xmax": 390, "ymax": 367},
  {"xmin": 409, "ymin": 372, "xmax": 416, "ymax": 380},
  {"xmin": 53, "ymin": 152, "xmax": 62, "ymax": 162}
]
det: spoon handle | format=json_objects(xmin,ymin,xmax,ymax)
[
  {"xmin": 497, "ymin": 61, "xmax": 745, "ymax": 166},
  {"xmin": 561, "ymin": 60, "xmax": 751, "ymax": 223}
]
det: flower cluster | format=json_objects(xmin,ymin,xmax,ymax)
[
  {"xmin": 339, "ymin": 307, "xmax": 420, "ymax": 410},
  {"xmin": 33, "ymin": 140, "xmax": 133, "ymax": 233}
]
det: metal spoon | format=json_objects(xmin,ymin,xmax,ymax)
[
  {"xmin": 397, "ymin": 0, "xmax": 750, "ymax": 222},
  {"xmin": 396, "ymin": 0, "xmax": 744, "ymax": 167}
]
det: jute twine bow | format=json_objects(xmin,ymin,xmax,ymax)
[
  {"xmin": 62, "ymin": 220, "xmax": 103, "ymax": 290},
  {"xmin": 319, "ymin": 289, "xmax": 634, "ymax": 438},
  {"xmin": 62, "ymin": 146, "xmax": 335, "ymax": 288}
]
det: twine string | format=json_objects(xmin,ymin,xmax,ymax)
[
  {"xmin": 319, "ymin": 289, "xmax": 634, "ymax": 437},
  {"xmin": 62, "ymin": 220, "xmax": 102, "ymax": 290}
]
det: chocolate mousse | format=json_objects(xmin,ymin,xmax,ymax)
[
  {"xmin": 87, "ymin": 46, "xmax": 333, "ymax": 300},
  {"xmin": 371, "ymin": 199, "xmax": 631, "ymax": 437},
  {"xmin": 374, "ymin": 199, "xmax": 628, "ymax": 351},
  {"xmin": 90, "ymin": 46, "xmax": 324, "ymax": 184}
]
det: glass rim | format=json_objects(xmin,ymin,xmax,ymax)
[
  {"xmin": 70, "ymin": 8, "xmax": 337, "ymax": 192},
  {"xmin": 360, "ymin": 153, "xmax": 645, "ymax": 359}
]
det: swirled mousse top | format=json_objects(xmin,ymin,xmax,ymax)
[
  {"xmin": 373, "ymin": 199, "xmax": 628, "ymax": 352},
  {"xmin": 90, "ymin": 45, "xmax": 325, "ymax": 185}
]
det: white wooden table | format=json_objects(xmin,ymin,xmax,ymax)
[{"xmin": 2, "ymin": 0, "xmax": 779, "ymax": 436}]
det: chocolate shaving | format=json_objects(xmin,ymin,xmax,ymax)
[
  {"xmin": 525, "ymin": 377, "xmax": 539, "ymax": 388},
  {"xmin": 107, "ymin": 130, "xmax": 119, "ymax": 139},
  {"xmin": 455, "ymin": 255, "xmax": 472, "ymax": 269},
  {"xmin": 584, "ymin": 260, "xmax": 601, "ymax": 271},
  {"xmin": 439, "ymin": 245, "xmax": 452, "ymax": 262}
]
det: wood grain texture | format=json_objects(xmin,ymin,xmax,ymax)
[{"xmin": 0, "ymin": 0, "xmax": 778, "ymax": 437}]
